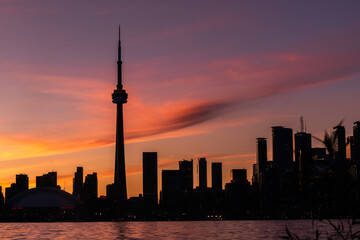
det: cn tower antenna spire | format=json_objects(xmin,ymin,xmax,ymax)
[
  {"xmin": 117, "ymin": 25, "xmax": 122, "ymax": 90},
  {"xmin": 119, "ymin": 25, "xmax": 121, "ymax": 42}
]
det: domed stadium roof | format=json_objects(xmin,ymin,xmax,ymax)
[{"xmin": 6, "ymin": 187, "xmax": 83, "ymax": 208}]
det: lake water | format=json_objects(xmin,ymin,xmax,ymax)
[{"xmin": 0, "ymin": 220, "xmax": 355, "ymax": 239}]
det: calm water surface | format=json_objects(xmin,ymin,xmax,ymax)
[{"xmin": 0, "ymin": 220, "xmax": 352, "ymax": 239}]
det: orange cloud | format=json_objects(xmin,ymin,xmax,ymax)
[
  {"xmin": 3, "ymin": 44, "xmax": 360, "ymax": 162},
  {"xmin": 1, "ymin": 31, "xmax": 360, "ymax": 198}
]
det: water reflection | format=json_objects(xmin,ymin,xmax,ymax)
[{"xmin": 0, "ymin": 220, "xmax": 357, "ymax": 239}]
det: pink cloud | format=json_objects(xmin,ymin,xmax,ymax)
[
  {"xmin": 1, "ymin": 31, "xmax": 360, "ymax": 164},
  {"xmin": 123, "ymin": 47, "xmax": 360, "ymax": 141}
]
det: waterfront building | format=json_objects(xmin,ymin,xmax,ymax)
[
  {"xmin": 143, "ymin": 152, "xmax": 158, "ymax": 207},
  {"xmin": 225, "ymin": 169, "xmax": 252, "ymax": 217},
  {"xmin": 161, "ymin": 170, "xmax": 184, "ymax": 216},
  {"xmin": 272, "ymin": 126, "xmax": 294, "ymax": 173},
  {"xmin": 211, "ymin": 162, "xmax": 223, "ymax": 213},
  {"xmin": 212, "ymin": 162, "xmax": 222, "ymax": 193},
  {"xmin": 353, "ymin": 121, "xmax": 360, "ymax": 171},
  {"xmin": 5, "ymin": 184, "xmax": 17, "ymax": 202},
  {"xmin": 15, "ymin": 174, "xmax": 29, "ymax": 193},
  {"xmin": 84, "ymin": 172, "xmax": 98, "ymax": 201},
  {"xmin": 198, "ymin": 158, "xmax": 207, "ymax": 189},
  {"xmin": 272, "ymin": 126, "xmax": 294, "ymax": 198},
  {"xmin": 294, "ymin": 131, "xmax": 312, "ymax": 193},
  {"xmin": 256, "ymin": 138, "xmax": 267, "ymax": 182},
  {"xmin": 73, "ymin": 167, "xmax": 84, "ymax": 200},
  {"xmin": 0, "ymin": 186, "xmax": 4, "ymax": 209},
  {"xmin": 179, "ymin": 159, "xmax": 193, "ymax": 192},
  {"xmin": 333, "ymin": 125, "xmax": 346, "ymax": 166},
  {"xmin": 36, "ymin": 171, "xmax": 58, "ymax": 188}
]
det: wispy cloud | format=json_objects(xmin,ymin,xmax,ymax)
[
  {"xmin": 126, "ymin": 100, "xmax": 232, "ymax": 140},
  {"xmin": 124, "ymin": 38, "xmax": 360, "ymax": 141},
  {"xmin": 1, "ymin": 31, "xmax": 360, "ymax": 165}
]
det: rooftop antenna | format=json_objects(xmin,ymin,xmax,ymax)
[
  {"xmin": 118, "ymin": 25, "xmax": 121, "ymax": 42},
  {"xmin": 117, "ymin": 24, "xmax": 123, "ymax": 90},
  {"xmin": 300, "ymin": 116, "xmax": 304, "ymax": 132}
]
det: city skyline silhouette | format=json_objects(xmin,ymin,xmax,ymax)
[{"xmin": 0, "ymin": 1, "xmax": 360, "ymax": 202}]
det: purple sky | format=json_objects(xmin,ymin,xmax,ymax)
[{"xmin": 0, "ymin": 1, "xmax": 360, "ymax": 197}]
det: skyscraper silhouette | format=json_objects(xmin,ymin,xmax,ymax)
[
  {"xmin": 73, "ymin": 167, "xmax": 84, "ymax": 200},
  {"xmin": 272, "ymin": 126, "xmax": 294, "ymax": 197},
  {"xmin": 354, "ymin": 121, "xmax": 360, "ymax": 177},
  {"xmin": 0, "ymin": 186, "xmax": 4, "ymax": 209},
  {"xmin": 179, "ymin": 160, "xmax": 193, "ymax": 192},
  {"xmin": 84, "ymin": 172, "xmax": 98, "ymax": 201},
  {"xmin": 211, "ymin": 162, "xmax": 222, "ymax": 193},
  {"xmin": 225, "ymin": 169, "xmax": 251, "ymax": 217},
  {"xmin": 231, "ymin": 169, "xmax": 247, "ymax": 182},
  {"xmin": 333, "ymin": 125, "xmax": 346, "ymax": 166},
  {"xmin": 198, "ymin": 158, "xmax": 207, "ymax": 189},
  {"xmin": 108, "ymin": 27, "xmax": 128, "ymax": 204},
  {"xmin": 15, "ymin": 174, "xmax": 29, "ymax": 193},
  {"xmin": 5, "ymin": 184, "xmax": 17, "ymax": 202},
  {"xmin": 161, "ymin": 170, "xmax": 184, "ymax": 215},
  {"xmin": 36, "ymin": 172, "xmax": 58, "ymax": 188},
  {"xmin": 143, "ymin": 152, "xmax": 158, "ymax": 207},
  {"xmin": 256, "ymin": 138, "xmax": 267, "ymax": 183},
  {"xmin": 272, "ymin": 126, "xmax": 294, "ymax": 174},
  {"xmin": 294, "ymin": 131, "xmax": 312, "ymax": 193}
]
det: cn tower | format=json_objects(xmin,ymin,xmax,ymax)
[{"xmin": 111, "ymin": 26, "xmax": 128, "ymax": 203}]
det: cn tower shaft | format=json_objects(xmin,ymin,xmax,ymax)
[{"xmin": 112, "ymin": 27, "xmax": 128, "ymax": 202}]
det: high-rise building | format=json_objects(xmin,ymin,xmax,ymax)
[
  {"xmin": 36, "ymin": 171, "xmax": 58, "ymax": 188},
  {"xmin": 272, "ymin": 126, "xmax": 294, "ymax": 174},
  {"xmin": 295, "ymin": 132, "xmax": 312, "ymax": 165},
  {"xmin": 198, "ymin": 158, "xmax": 207, "ymax": 189},
  {"xmin": 272, "ymin": 126, "xmax": 294, "ymax": 198},
  {"xmin": 107, "ymin": 27, "xmax": 128, "ymax": 204},
  {"xmin": 4, "ymin": 174, "xmax": 29, "ymax": 202},
  {"xmin": 333, "ymin": 125, "xmax": 347, "ymax": 215},
  {"xmin": 225, "ymin": 169, "xmax": 251, "ymax": 217},
  {"xmin": 15, "ymin": 174, "xmax": 29, "ymax": 193},
  {"xmin": 353, "ymin": 121, "xmax": 360, "ymax": 164},
  {"xmin": 84, "ymin": 172, "xmax": 98, "ymax": 201},
  {"xmin": 231, "ymin": 169, "xmax": 247, "ymax": 182},
  {"xmin": 0, "ymin": 186, "xmax": 4, "ymax": 208},
  {"xmin": 5, "ymin": 183, "xmax": 17, "ymax": 202},
  {"xmin": 179, "ymin": 159, "xmax": 193, "ymax": 192},
  {"xmin": 294, "ymin": 131, "xmax": 312, "ymax": 192},
  {"xmin": 353, "ymin": 122, "xmax": 360, "ymax": 180},
  {"xmin": 333, "ymin": 125, "xmax": 346, "ymax": 166},
  {"xmin": 143, "ymin": 152, "xmax": 158, "ymax": 206},
  {"xmin": 212, "ymin": 162, "xmax": 222, "ymax": 192},
  {"xmin": 161, "ymin": 170, "xmax": 184, "ymax": 212},
  {"xmin": 211, "ymin": 162, "xmax": 223, "ymax": 211},
  {"xmin": 256, "ymin": 138, "xmax": 267, "ymax": 182},
  {"xmin": 73, "ymin": 167, "xmax": 84, "ymax": 200}
]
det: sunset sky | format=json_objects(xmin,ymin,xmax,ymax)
[{"xmin": 1, "ymin": 1, "xmax": 360, "ymax": 197}]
